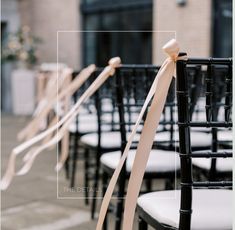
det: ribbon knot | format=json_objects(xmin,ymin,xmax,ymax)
[
  {"xmin": 163, "ymin": 39, "xmax": 187, "ymax": 63},
  {"xmin": 163, "ymin": 39, "xmax": 180, "ymax": 62},
  {"xmin": 96, "ymin": 38, "xmax": 187, "ymax": 230}
]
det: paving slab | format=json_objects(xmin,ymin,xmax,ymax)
[
  {"xmin": 2, "ymin": 201, "xmax": 90, "ymax": 230},
  {"xmin": 1, "ymin": 115, "xmax": 166, "ymax": 229}
]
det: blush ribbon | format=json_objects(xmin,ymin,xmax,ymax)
[
  {"xmin": 0, "ymin": 61, "xmax": 121, "ymax": 190},
  {"xmin": 96, "ymin": 39, "xmax": 187, "ymax": 230}
]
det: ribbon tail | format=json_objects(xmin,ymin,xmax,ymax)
[
  {"xmin": 122, "ymin": 61, "xmax": 175, "ymax": 230},
  {"xmin": 0, "ymin": 153, "xmax": 17, "ymax": 190},
  {"xmin": 17, "ymin": 150, "xmax": 38, "ymax": 176},
  {"xmin": 95, "ymin": 62, "xmax": 166, "ymax": 229}
]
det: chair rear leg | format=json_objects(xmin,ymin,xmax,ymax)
[
  {"xmin": 70, "ymin": 133, "xmax": 79, "ymax": 188},
  {"xmin": 115, "ymin": 173, "xmax": 126, "ymax": 230},
  {"xmin": 139, "ymin": 217, "xmax": 148, "ymax": 230},
  {"xmin": 84, "ymin": 148, "xmax": 89, "ymax": 205},
  {"xmin": 64, "ymin": 156, "xmax": 70, "ymax": 179},
  {"xmin": 102, "ymin": 170, "xmax": 108, "ymax": 230},
  {"xmin": 165, "ymin": 177, "xmax": 174, "ymax": 190},
  {"xmin": 64, "ymin": 133, "xmax": 73, "ymax": 180},
  {"xmin": 91, "ymin": 149, "xmax": 101, "ymax": 219},
  {"xmin": 145, "ymin": 179, "xmax": 152, "ymax": 192}
]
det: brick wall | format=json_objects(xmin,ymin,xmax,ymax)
[
  {"xmin": 153, "ymin": 0, "xmax": 212, "ymax": 64},
  {"xmin": 19, "ymin": 0, "xmax": 81, "ymax": 69}
]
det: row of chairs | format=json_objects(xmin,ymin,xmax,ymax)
[{"xmin": 63, "ymin": 56, "xmax": 232, "ymax": 229}]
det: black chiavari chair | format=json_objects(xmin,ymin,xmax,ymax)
[
  {"xmin": 99, "ymin": 65, "xmax": 182, "ymax": 230},
  {"xmin": 192, "ymin": 64, "xmax": 233, "ymax": 181},
  {"xmin": 137, "ymin": 56, "xmax": 232, "ymax": 230}
]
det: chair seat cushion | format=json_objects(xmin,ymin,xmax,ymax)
[
  {"xmin": 217, "ymin": 130, "xmax": 233, "ymax": 142},
  {"xmin": 100, "ymin": 149, "xmax": 180, "ymax": 173},
  {"xmin": 192, "ymin": 150, "xmax": 233, "ymax": 172},
  {"xmin": 154, "ymin": 131, "xmax": 211, "ymax": 148},
  {"xmin": 80, "ymin": 131, "xmax": 136, "ymax": 149},
  {"xmin": 137, "ymin": 189, "xmax": 232, "ymax": 230},
  {"xmin": 80, "ymin": 130, "xmax": 212, "ymax": 149},
  {"xmin": 69, "ymin": 121, "xmax": 98, "ymax": 134},
  {"xmin": 68, "ymin": 114, "xmax": 98, "ymax": 134}
]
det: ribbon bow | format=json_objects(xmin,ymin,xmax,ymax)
[{"xmin": 96, "ymin": 39, "xmax": 187, "ymax": 230}]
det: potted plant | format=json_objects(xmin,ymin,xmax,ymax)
[{"xmin": 2, "ymin": 26, "xmax": 42, "ymax": 115}]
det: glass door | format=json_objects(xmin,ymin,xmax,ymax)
[{"xmin": 81, "ymin": 0, "xmax": 153, "ymax": 66}]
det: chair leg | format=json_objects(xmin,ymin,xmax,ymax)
[
  {"xmin": 84, "ymin": 148, "xmax": 89, "ymax": 205},
  {"xmin": 115, "ymin": 172, "xmax": 126, "ymax": 230},
  {"xmin": 102, "ymin": 171, "xmax": 108, "ymax": 230},
  {"xmin": 145, "ymin": 179, "xmax": 152, "ymax": 192},
  {"xmin": 91, "ymin": 150, "xmax": 101, "ymax": 219},
  {"xmin": 70, "ymin": 134, "xmax": 79, "ymax": 188},
  {"xmin": 64, "ymin": 134, "xmax": 73, "ymax": 180},
  {"xmin": 165, "ymin": 177, "xmax": 174, "ymax": 190},
  {"xmin": 139, "ymin": 217, "xmax": 148, "ymax": 230},
  {"xmin": 64, "ymin": 156, "xmax": 70, "ymax": 180}
]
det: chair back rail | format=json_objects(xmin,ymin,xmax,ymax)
[{"xmin": 176, "ymin": 56, "xmax": 232, "ymax": 229}]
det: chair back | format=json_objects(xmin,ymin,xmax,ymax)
[{"xmin": 176, "ymin": 56, "xmax": 233, "ymax": 229}]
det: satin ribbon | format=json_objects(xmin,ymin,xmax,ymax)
[
  {"xmin": 0, "ymin": 65, "xmax": 94, "ymax": 189},
  {"xmin": 59, "ymin": 73, "xmax": 71, "ymax": 173},
  {"xmin": 22, "ymin": 115, "xmax": 59, "ymax": 163},
  {"xmin": 17, "ymin": 64, "xmax": 96, "ymax": 142},
  {"xmin": 17, "ymin": 69, "xmax": 69, "ymax": 141},
  {"xmin": 0, "ymin": 58, "xmax": 120, "ymax": 190},
  {"xmin": 17, "ymin": 57, "xmax": 121, "ymax": 175},
  {"xmin": 96, "ymin": 39, "xmax": 187, "ymax": 230}
]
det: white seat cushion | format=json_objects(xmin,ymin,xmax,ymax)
[
  {"xmin": 68, "ymin": 114, "xmax": 99, "ymax": 133},
  {"xmin": 154, "ymin": 131, "xmax": 212, "ymax": 148},
  {"xmin": 80, "ymin": 131, "xmax": 135, "ymax": 148},
  {"xmin": 100, "ymin": 149, "xmax": 180, "ymax": 172},
  {"xmin": 69, "ymin": 121, "xmax": 98, "ymax": 134},
  {"xmin": 192, "ymin": 150, "xmax": 233, "ymax": 172},
  {"xmin": 80, "ymin": 130, "xmax": 212, "ymax": 149},
  {"xmin": 217, "ymin": 130, "xmax": 233, "ymax": 142},
  {"xmin": 137, "ymin": 189, "xmax": 232, "ymax": 230}
]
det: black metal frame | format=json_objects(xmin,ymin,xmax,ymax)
[{"xmin": 177, "ymin": 56, "xmax": 232, "ymax": 229}]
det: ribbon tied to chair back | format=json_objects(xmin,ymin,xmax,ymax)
[
  {"xmin": 96, "ymin": 38, "xmax": 187, "ymax": 230},
  {"xmin": 0, "ymin": 58, "xmax": 120, "ymax": 190}
]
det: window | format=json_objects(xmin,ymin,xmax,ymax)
[
  {"xmin": 81, "ymin": 0, "xmax": 153, "ymax": 66},
  {"xmin": 213, "ymin": 0, "xmax": 232, "ymax": 57}
]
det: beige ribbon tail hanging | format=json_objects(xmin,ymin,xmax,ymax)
[
  {"xmin": 17, "ymin": 72, "xmax": 57, "ymax": 141},
  {"xmin": 16, "ymin": 57, "xmax": 121, "ymax": 176},
  {"xmin": 56, "ymin": 73, "xmax": 71, "ymax": 172},
  {"xmin": 95, "ymin": 50, "xmax": 169, "ymax": 230},
  {"xmin": 122, "ymin": 40, "xmax": 187, "ymax": 230},
  {"xmin": 0, "ymin": 58, "xmax": 121, "ymax": 190},
  {"xmin": 17, "ymin": 70, "xmax": 67, "ymax": 141},
  {"xmin": 36, "ymin": 72, "xmax": 47, "ymax": 104},
  {"xmin": 26, "ymin": 69, "xmax": 72, "ymax": 141},
  {"xmin": 55, "ymin": 57, "xmax": 121, "ymax": 171},
  {"xmin": 96, "ymin": 39, "xmax": 187, "ymax": 230},
  {"xmin": 0, "ymin": 65, "xmax": 95, "ymax": 190},
  {"xmin": 18, "ymin": 64, "xmax": 96, "ymax": 142},
  {"xmin": 57, "ymin": 64, "xmax": 96, "ymax": 100},
  {"xmin": 23, "ymin": 115, "xmax": 59, "ymax": 163}
]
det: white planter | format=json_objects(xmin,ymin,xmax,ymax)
[{"xmin": 11, "ymin": 68, "xmax": 36, "ymax": 115}]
